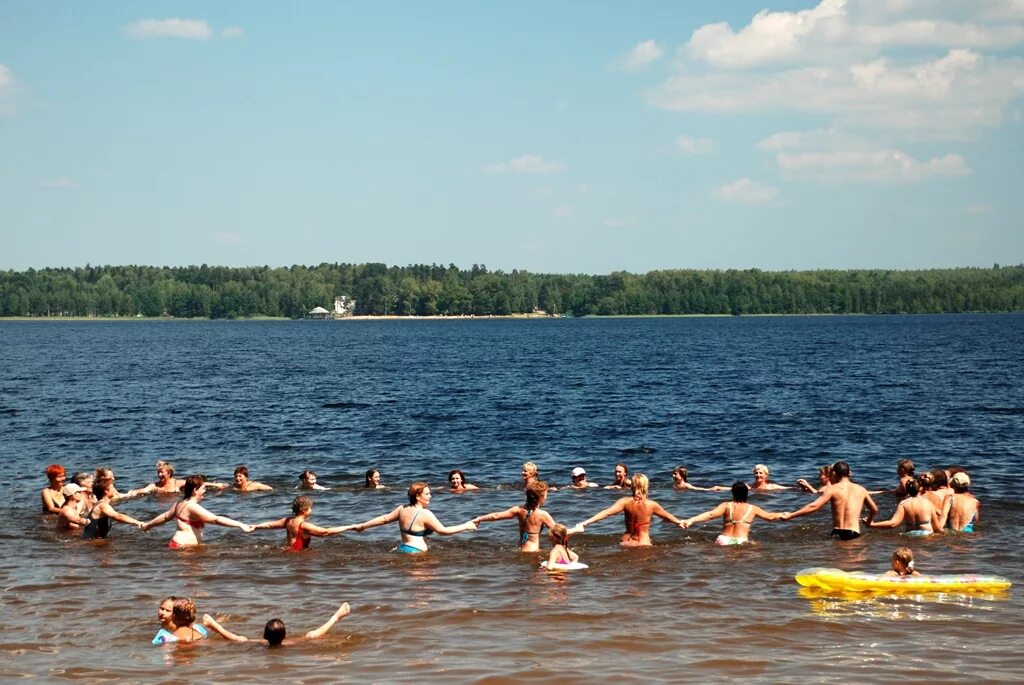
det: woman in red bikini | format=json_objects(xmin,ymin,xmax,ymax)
[
  {"xmin": 141, "ymin": 475, "xmax": 254, "ymax": 548},
  {"xmin": 253, "ymin": 495, "xmax": 355, "ymax": 550},
  {"xmin": 573, "ymin": 474, "xmax": 684, "ymax": 546}
]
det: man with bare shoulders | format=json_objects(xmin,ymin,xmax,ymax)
[{"xmin": 781, "ymin": 461, "xmax": 877, "ymax": 540}]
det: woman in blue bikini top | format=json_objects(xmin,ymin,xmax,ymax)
[{"xmin": 352, "ymin": 482, "xmax": 477, "ymax": 553}]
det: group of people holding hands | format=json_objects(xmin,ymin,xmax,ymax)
[{"xmin": 41, "ymin": 457, "xmax": 980, "ymax": 565}]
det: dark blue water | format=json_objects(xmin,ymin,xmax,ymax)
[
  {"xmin": 1, "ymin": 315, "xmax": 1022, "ymax": 684},
  {"xmin": 3, "ymin": 316, "xmax": 1021, "ymax": 494}
]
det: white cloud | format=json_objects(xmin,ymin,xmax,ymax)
[
  {"xmin": 649, "ymin": 49, "xmax": 1024, "ymax": 139},
  {"xmin": 776, "ymin": 149, "xmax": 971, "ymax": 181},
  {"xmin": 552, "ymin": 204, "xmax": 576, "ymax": 221},
  {"xmin": 614, "ymin": 40, "xmax": 665, "ymax": 72},
  {"xmin": 38, "ymin": 177, "xmax": 76, "ymax": 188},
  {"xmin": 0, "ymin": 64, "xmax": 13, "ymax": 116},
  {"xmin": 716, "ymin": 178, "xmax": 779, "ymax": 204},
  {"xmin": 685, "ymin": 0, "xmax": 1024, "ymax": 69},
  {"xmin": 485, "ymin": 155, "xmax": 565, "ymax": 174},
  {"xmin": 125, "ymin": 19, "xmax": 214, "ymax": 40},
  {"xmin": 676, "ymin": 135, "xmax": 714, "ymax": 154},
  {"xmin": 221, "ymin": 26, "xmax": 244, "ymax": 39}
]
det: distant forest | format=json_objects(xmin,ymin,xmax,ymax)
[{"xmin": 2, "ymin": 263, "xmax": 1023, "ymax": 318}]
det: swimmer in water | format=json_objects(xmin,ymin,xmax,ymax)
[
  {"xmin": 232, "ymin": 465, "xmax": 273, "ymax": 492},
  {"xmin": 297, "ymin": 470, "xmax": 328, "ymax": 490},
  {"xmin": 545, "ymin": 524, "xmax": 579, "ymax": 569},
  {"xmin": 473, "ymin": 481, "xmax": 557, "ymax": 552},
  {"xmin": 351, "ymin": 482, "xmax": 477, "ymax": 553},
  {"xmin": 57, "ymin": 484, "xmax": 89, "ymax": 531},
  {"xmin": 883, "ymin": 547, "xmax": 921, "ymax": 577},
  {"xmin": 448, "ymin": 469, "xmax": 480, "ymax": 492},
  {"xmin": 82, "ymin": 479, "xmax": 145, "ymax": 539},
  {"xmin": 41, "ymin": 464, "xmax": 67, "ymax": 514},
  {"xmin": 796, "ymin": 465, "xmax": 832, "ymax": 494},
  {"xmin": 868, "ymin": 478, "xmax": 940, "ymax": 536},
  {"xmin": 781, "ymin": 461, "xmax": 878, "ymax": 540},
  {"xmin": 681, "ymin": 482, "xmax": 783, "ymax": 545},
  {"xmin": 521, "ymin": 462, "xmax": 539, "ymax": 489},
  {"xmin": 202, "ymin": 602, "xmax": 351, "ymax": 647},
  {"xmin": 605, "ymin": 463, "xmax": 631, "ymax": 490},
  {"xmin": 672, "ymin": 466, "xmax": 713, "ymax": 491},
  {"xmin": 569, "ymin": 467, "xmax": 598, "ymax": 489},
  {"xmin": 141, "ymin": 475, "xmax": 255, "ymax": 548},
  {"xmin": 365, "ymin": 468, "xmax": 384, "ymax": 489},
  {"xmin": 253, "ymin": 496, "xmax": 354, "ymax": 550},
  {"xmin": 152, "ymin": 596, "xmax": 210, "ymax": 644},
  {"xmin": 710, "ymin": 464, "xmax": 793, "ymax": 492},
  {"xmin": 573, "ymin": 474, "xmax": 684, "ymax": 547},
  {"xmin": 131, "ymin": 461, "xmax": 187, "ymax": 496},
  {"xmin": 937, "ymin": 471, "xmax": 979, "ymax": 533}
]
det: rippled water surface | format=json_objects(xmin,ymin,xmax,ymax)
[{"xmin": 1, "ymin": 316, "xmax": 1022, "ymax": 683}]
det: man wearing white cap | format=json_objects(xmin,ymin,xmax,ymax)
[{"xmin": 570, "ymin": 467, "xmax": 598, "ymax": 489}]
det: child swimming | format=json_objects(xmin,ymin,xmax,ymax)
[
  {"xmin": 884, "ymin": 547, "xmax": 921, "ymax": 577},
  {"xmin": 545, "ymin": 524, "xmax": 579, "ymax": 569}
]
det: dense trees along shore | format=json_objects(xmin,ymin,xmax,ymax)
[{"xmin": 2, "ymin": 263, "xmax": 1022, "ymax": 319}]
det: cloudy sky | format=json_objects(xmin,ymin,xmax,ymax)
[{"xmin": 2, "ymin": 1, "xmax": 1022, "ymax": 273}]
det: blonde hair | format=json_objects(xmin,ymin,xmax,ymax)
[
  {"xmin": 156, "ymin": 460, "xmax": 175, "ymax": 476},
  {"xmin": 631, "ymin": 473, "xmax": 649, "ymax": 498},
  {"xmin": 893, "ymin": 547, "xmax": 914, "ymax": 570},
  {"xmin": 522, "ymin": 462, "xmax": 538, "ymax": 477},
  {"xmin": 550, "ymin": 523, "xmax": 569, "ymax": 546},
  {"xmin": 753, "ymin": 464, "xmax": 770, "ymax": 477}
]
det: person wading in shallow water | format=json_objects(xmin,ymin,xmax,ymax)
[
  {"xmin": 781, "ymin": 461, "xmax": 878, "ymax": 540},
  {"xmin": 573, "ymin": 474, "xmax": 684, "ymax": 547},
  {"xmin": 203, "ymin": 602, "xmax": 351, "ymax": 647}
]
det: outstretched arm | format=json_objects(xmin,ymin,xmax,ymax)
[
  {"xmin": 304, "ymin": 602, "xmax": 351, "ymax": 639},
  {"xmin": 869, "ymin": 503, "xmax": 905, "ymax": 529},
  {"xmin": 99, "ymin": 502, "xmax": 143, "ymax": 527},
  {"xmin": 352, "ymin": 506, "xmax": 402, "ymax": 532},
  {"xmin": 472, "ymin": 506, "xmax": 520, "ymax": 525},
  {"xmin": 202, "ymin": 614, "xmax": 250, "ymax": 642},
  {"xmin": 681, "ymin": 502, "xmax": 727, "ymax": 528},
  {"xmin": 191, "ymin": 503, "xmax": 254, "ymax": 533},
  {"xmin": 782, "ymin": 491, "xmax": 831, "ymax": 520},
  {"xmin": 863, "ymin": 493, "xmax": 878, "ymax": 524},
  {"xmin": 140, "ymin": 506, "xmax": 175, "ymax": 532},
  {"xmin": 423, "ymin": 510, "xmax": 477, "ymax": 536},
  {"xmin": 753, "ymin": 505, "xmax": 784, "ymax": 521},
  {"xmin": 651, "ymin": 501, "xmax": 682, "ymax": 526},
  {"xmin": 302, "ymin": 521, "xmax": 357, "ymax": 537},
  {"xmin": 252, "ymin": 517, "xmax": 287, "ymax": 531},
  {"xmin": 577, "ymin": 498, "xmax": 629, "ymax": 529}
]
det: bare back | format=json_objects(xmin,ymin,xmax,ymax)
[{"xmin": 828, "ymin": 480, "xmax": 874, "ymax": 532}]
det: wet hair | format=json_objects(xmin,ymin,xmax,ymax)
[
  {"xmin": 731, "ymin": 481, "xmax": 749, "ymax": 502},
  {"xmin": 830, "ymin": 461, "xmax": 850, "ymax": 480},
  {"xmin": 448, "ymin": 469, "xmax": 466, "ymax": 486},
  {"xmin": 45, "ymin": 464, "xmax": 66, "ymax": 480},
  {"xmin": 615, "ymin": 462, "xmax": 628, "ymax": 475},
  {"xmin": 817, "ymin": 465, "xmax": 831, "ymax": 483},
  {"xmin": 550, "ymin": 523, "xmax": 570, "ymax": 547},
  {"xmin": 95, "ymin": 467, "xmax": 114, "ymax": 485},
  {"xmin": 892, "ymin": 547, "xmax": 914, "ymax": 571},
  {"xmin": 929, "ymin": 469, "xmax": 948, "ymax": 488},
  {"xmin": 181, "ymin": 475, "xmax": 206, "ymax": 499},
  {"xmin": 897, "ymin": 459, "xmax": 914, "ymax": 477},
  {"xmin": 673, "ymin": 466, "xmax": 688, "ymax": 482},
  {"xmin": 263, "ymin": 619, "xmax": 286, "ymax": 647},
  {"xmin": 156, "ymin": 460, "xmax": 175, "ymax": 476},
  {"xmin": 72, "ymin": 472, "xmax": 92, "ymax": 486},
  {"xmin": 292, "ymin": 495, "xmax": 312, "ymax": 515},
  {"xmin": 753, "ymin": 463, "xmax": 770, "ymax": 477},
  {"xmin": 631, "ymin": 473, "xmax": 649, "ymax": 498},
  {"xmin": 525, "ymin": 481, "xmax": 548, "ymax": 510},
  {"xmin": 92, "ymin": 479, "xmax": 111, "ymax": 500},
  {"xmin": 904, "ymin": 478, "xmax": 920, "ymax": 497},
  {"xmin": 298, "ymin": 470, "xmax": 316, "ymax": 483},
  {"xmin": 917, "ymin": 472, "xmax": 934, "ymax": 491},
  {"xmin": 234, "ymin": 465, "xmax": 249, "ymax": 478},
  {"xmin": 172, "ymin": 598, "xmax": 196, "ymax": 626},
  {"xmin": 522, "ymin": 462, "xmax": 538, "ymax": 478},
  {"xmin": 407, "ymin": 482, "xmax": 428, "ymax": 505},
  {"xmin": 365, "ymin": 469, "xmax": 379, "ymax": 487}
]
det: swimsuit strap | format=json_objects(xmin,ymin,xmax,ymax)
[{"xmin": 743, "ymin": 504, "xmax": 754, "ymax": 523}]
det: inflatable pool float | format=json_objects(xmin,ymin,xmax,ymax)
[
  {"xmin": 541, "ymin": 560, "xmax": 589, "ymax": 572},
  {"xmin": 795, "ymin": 567, "xmax": 1011, "ymax": 593}
]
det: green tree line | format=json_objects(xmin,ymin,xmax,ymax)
[{"xmin": 1, "ymin": 263, "xmax": 1022, "ymax": 318}]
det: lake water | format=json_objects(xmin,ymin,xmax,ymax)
[{"xmin": 1, "ymin": 315, "xmax": 1022, "ymax": 683}]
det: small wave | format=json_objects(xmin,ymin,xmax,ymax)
[
  {"xmin": 976, "ymin": 406, "xmax": 1024, "ymax": 415},
  {"xmin": 0, "ymin": 408, "xmax": 20, "ymax": 416},
  {"xmin": 322, "ymin": 401, "xmax": 371, "ymax": 409},
  {"xmin": 620, "ymin": 445, "xmax": 657, "ymax": 454},
  {"xmin": 266, "ymin": 444, "xmax": 295, "ymax": 451}
]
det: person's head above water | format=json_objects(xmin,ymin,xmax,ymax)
[
  {"xmin": 263, "ymin": 618, "xmax": 287, "ymax": 647},
  {"xmin": 631, "ymin": 473, "xmax": 649, "ymax": 499},
  {"xmin": 292, "ymin": 495, "xmax": 312, "ymax": 515},
  {"xmin": 892, "ymin": 547, "xmax": 915, "ymax": 575},
  {"xmin": 731, "ymin": 481, "xmax": 749, "ymax": 502},
  {"xmin": 172, "ymin": 598, "xmax": 197, "ymax": 627},
  {"xmin": 522, "ymin": 462, "xmax": 538, "ymax": 480},
  {"xmin": 365, "ymin": 469, "xmax": 381, "ymax": 487},
  {"xmin": 448, "ymin": 469, "xmax": 467, "ymax": 488},
  {"xmin": 830, "ymin": 461, "xmax": 850, "ymax": 480},
  {"xmin": 897, "ymin": 459, "xmax": 914, "ymax": 477},
  {"xmin": 407, "ymin": 482, "xmax": 429, "ymax": 505},
  {"xmin": 950, "ymin": 471, "xmax": 971, "ymax": 493},
  {"xmin": 525, "ymin": 481, "xmax": 548, "ymax": 509},
  {"xmin": 181, "ymin": 475, "xmax": 206, "ymax": 499}
]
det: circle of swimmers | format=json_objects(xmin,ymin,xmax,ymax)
[{"xmin": 40, "ymin": 458, "xmax": 980, "ymax": 646}]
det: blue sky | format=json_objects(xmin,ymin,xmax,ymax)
[{"xmin": 2, "ymin": 1, "xmax": 1022, "ymax": 273}]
